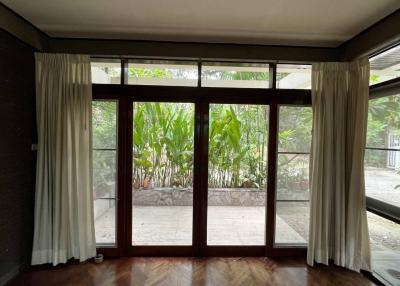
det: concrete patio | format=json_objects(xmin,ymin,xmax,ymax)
[
  {"xmin": 94, "ymin": 206, "xmax": 307, "ymax": 245},
  {"xmin": 94, "ymin": 205, "xmax": 399, "ymax": 250}
]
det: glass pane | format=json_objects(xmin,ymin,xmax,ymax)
[
  {"xmin": 91, "ymin": 60, "xmax": 121, "ymax": 84},
  {"xmin": 365, "ymin": 149, "xmax": 400, "ymax": 208},
  {"xmin": 366, "ymin": 95, "xmax": 400, "ymax": 149},
  {"xmin": 275, "ymin": 154, "xmax": 310, "ymax": 244},
  {"xmin": 92, "ymin": 101, "xmax": 117, "ymax": 149},
  {"xmin": 369, "ymin": 44, "xmax": 400, "ymax": 85},
  {"xmin": 368, "ymin": 212, "xmax": 400, "ymax": 286},
  {"xmin": 94, "ymin": 199, "xmax": 116, "ymax": 244},
  {"xmin": 277, "ymin": 154, "xmax": 310, "ymax": 201},
  {"xmin": 202, "ymin": 63, "xmax": 269, "ymax": 88},
  {"xmin": 132, "ymin": 102, "xmax": 194, "ymax": 245},
  {"xmin": 92, "ymin": 101, "xmax": 117, "ymax": 246},
  {"xmin": 278, "ymin": 106, "xmax": 312, "ymax": 153},
  {"xmin": 207, "ymin": 104, "xmax": 269, "ymax": 245},
  {"xmin": 128, "ymin": 60, "xmax": 198, "ymax": 86},
  {"xmin": 276, "ymin": 64, "xmax": 311, "ymax": 89},
  {"xmin": 93, "ymin": 150, "xmax": 116, "ymax": 199},
  {"xmin": 276, "ymin": 202, "xmax": 309, "ymax": 244},
  {"xmin": 276, "ymin": 106, "xmax": 311, "ymax": 245}
]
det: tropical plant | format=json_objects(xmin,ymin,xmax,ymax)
[
  {"xmin": 132, "ymin": 102, "xmax": 194, "ymax": 188},
  {"xmin": 92, "ymin": 70, "xmax": 400, "ymax": 197}
]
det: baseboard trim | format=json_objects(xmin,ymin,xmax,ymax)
[{"xmin": 0, "ymin": 264, "xmax": 22, "ymax": 286}]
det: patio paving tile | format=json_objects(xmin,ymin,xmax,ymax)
[{"xmin": 95, "ymin": 206, "xmax": 306, "ymax": 245}]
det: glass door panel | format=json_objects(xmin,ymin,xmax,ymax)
[
  {"xmin": 207, "ymin": 104, "xmax": 269, "ymax": 245},
  {"xmin": 275, "ymin": 106, "xmax": 312, "ymax": 245},
  {"xmin": 92, "ymin": 101, "xmax": 118, "ymax": 246},
  {"xmin": 131, "ymin": 102, "xmax": 195, "ymax": 245}
]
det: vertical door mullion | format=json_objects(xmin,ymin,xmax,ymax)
[
  {"xmin": 266, "ymin": 101, "xmax": 278, "ymax": 255},
  {"xmin": 193, "ymin": 101, "xmax": 209, "ymax": 256},
  {"xmin": 269, "ymin": 63, "xmax": 277, "ymax": 89},
  {"xmin": 124, "ymin": 97, "xmax": 133, "ymax": 253},
  {"xmin": 201, "ymin": 102, "xmax": 210, "ymax": 255},
  {"xmin": 117, "ymin": 98, "xmax": 132, "ymax": 256},
  {"xmin": 116, "ymin": 96, "xmax": 130, "ymax": 255},
  {"xmin": 192, "ymin": 102, "xmax": 201, "ymax": 255}
]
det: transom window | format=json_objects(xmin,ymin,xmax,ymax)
[{"xmin": 91, "ymin": 59, "xmax": 311, "ymax": 90}]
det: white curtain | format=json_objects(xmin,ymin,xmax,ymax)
[
  {"xmin": 307, "ymin": 58, "xmax": 371, "ymax": 272},
  {"xmin": 32, "ymin": 53, "xmax": 96, "ymax": 265}
]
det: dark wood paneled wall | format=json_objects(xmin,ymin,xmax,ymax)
[{"xmin": 0, "ymin": 29, "xmax": 36, "ymax": 283}]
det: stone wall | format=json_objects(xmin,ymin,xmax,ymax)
[{"xmin": 132, "ymin": 188, "xmax": 309, "ymax": 206}]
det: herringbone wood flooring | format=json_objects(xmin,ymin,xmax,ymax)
[{"xmin": 9, "ymin": 257, "xmax": 375, "ymax": 286}]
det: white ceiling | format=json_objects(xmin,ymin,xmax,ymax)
[{"xmin": 3, "ymin": 0, "xmax": 400, "ymax": 47}]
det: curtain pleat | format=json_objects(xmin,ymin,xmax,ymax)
[
  {"xmin": 307, "ymin": 58, "xmax": 371, "ymax": 272},
  {"xmin": 32, "ymin": 53, "xmax": 96, "ymax": 265}
]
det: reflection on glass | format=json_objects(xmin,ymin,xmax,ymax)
[
  {"xmin": 366, "ymin": 95, "xmax": 400, "ymax": 149},
  {"xmin": 275, "ymin": 106, "xmax": 312, "ymax": 245},
  {"xmin": 207, "ymin": 104, "xmax": 269, "ymax": 245},
  {"xmin": 128, "ymin": 60, "xmax": 198, "ymax": 86},
  {"xmin": 132, "ymin": 102, "xmax": 194, "ymax": 245},
  {"xmin": 276, "ymin": 64, "xmax": 311, "ymax": 89},
  {"xmin": 93, "ymin": 151, "xmax": 116, "ymax": 199},
  {"xmin": 276, "ymin": 202, "xmax": 309, "ymax": 244},
  {"xmin": 365, "ymin": 94, "xmax": 400, "ymax": 208},
  {"xmin": 276, "ymin": 154, "xmax": 310, "ymax": 245},
  {"xmin": 278, "ymin": 106, "xmax": 312, "ymax": 153},
  {"xmin": 369, "ymin": 44, "xmax": 400, "ymax": 85},
  {"xmin": 91, "ymin": 60, "xmax": 121, "ymax": 84},
  {"xmin": 277, "ymin": 154, "xmax": 310, "ymax": 201},
  {"xmin": 93, "ymin": 199, "xmax": 116, "ymax": 244},
  {"xmin": 92, "ymin": 101, "xmax": 117, "ymax": 245},
  {"xmin": 202, "ymin": 63, "xmax": 269, "ymax": 88}
]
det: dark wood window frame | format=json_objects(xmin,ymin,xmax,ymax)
[
  {"xmin": 93, "ymin": 83, "xmax": 311, "ymax": 258},
  {"xmin": 93, "ymin": 58, "xmax": 312, "ymax": 257}
]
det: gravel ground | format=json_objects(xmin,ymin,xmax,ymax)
[
  {"xmin": 367, "ymin": 212, "xmax": 400, "ymax": 251},
  {"xmin": 276, "ymin": 203, "xmax": 400, "ymax": 251}
]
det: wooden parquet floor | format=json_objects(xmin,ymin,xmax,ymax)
[{"xmin": 8, "ymin": 257, "xmax": 376, "ymax": 286}]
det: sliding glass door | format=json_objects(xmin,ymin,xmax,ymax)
[
  {"xmin": 131, "ymin": 102, "xmax": 195, "ymax": 246},
  {"xmin": 207, "ymin": 104, "xmax": 269, "ymax": 246},
  {"xmin": 275, "ymin": 106, "xmax": 312, "ymax": 246},
  {"xmin": 92, "ymin": 83, "xmax": 311, "ymax": 257}
]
